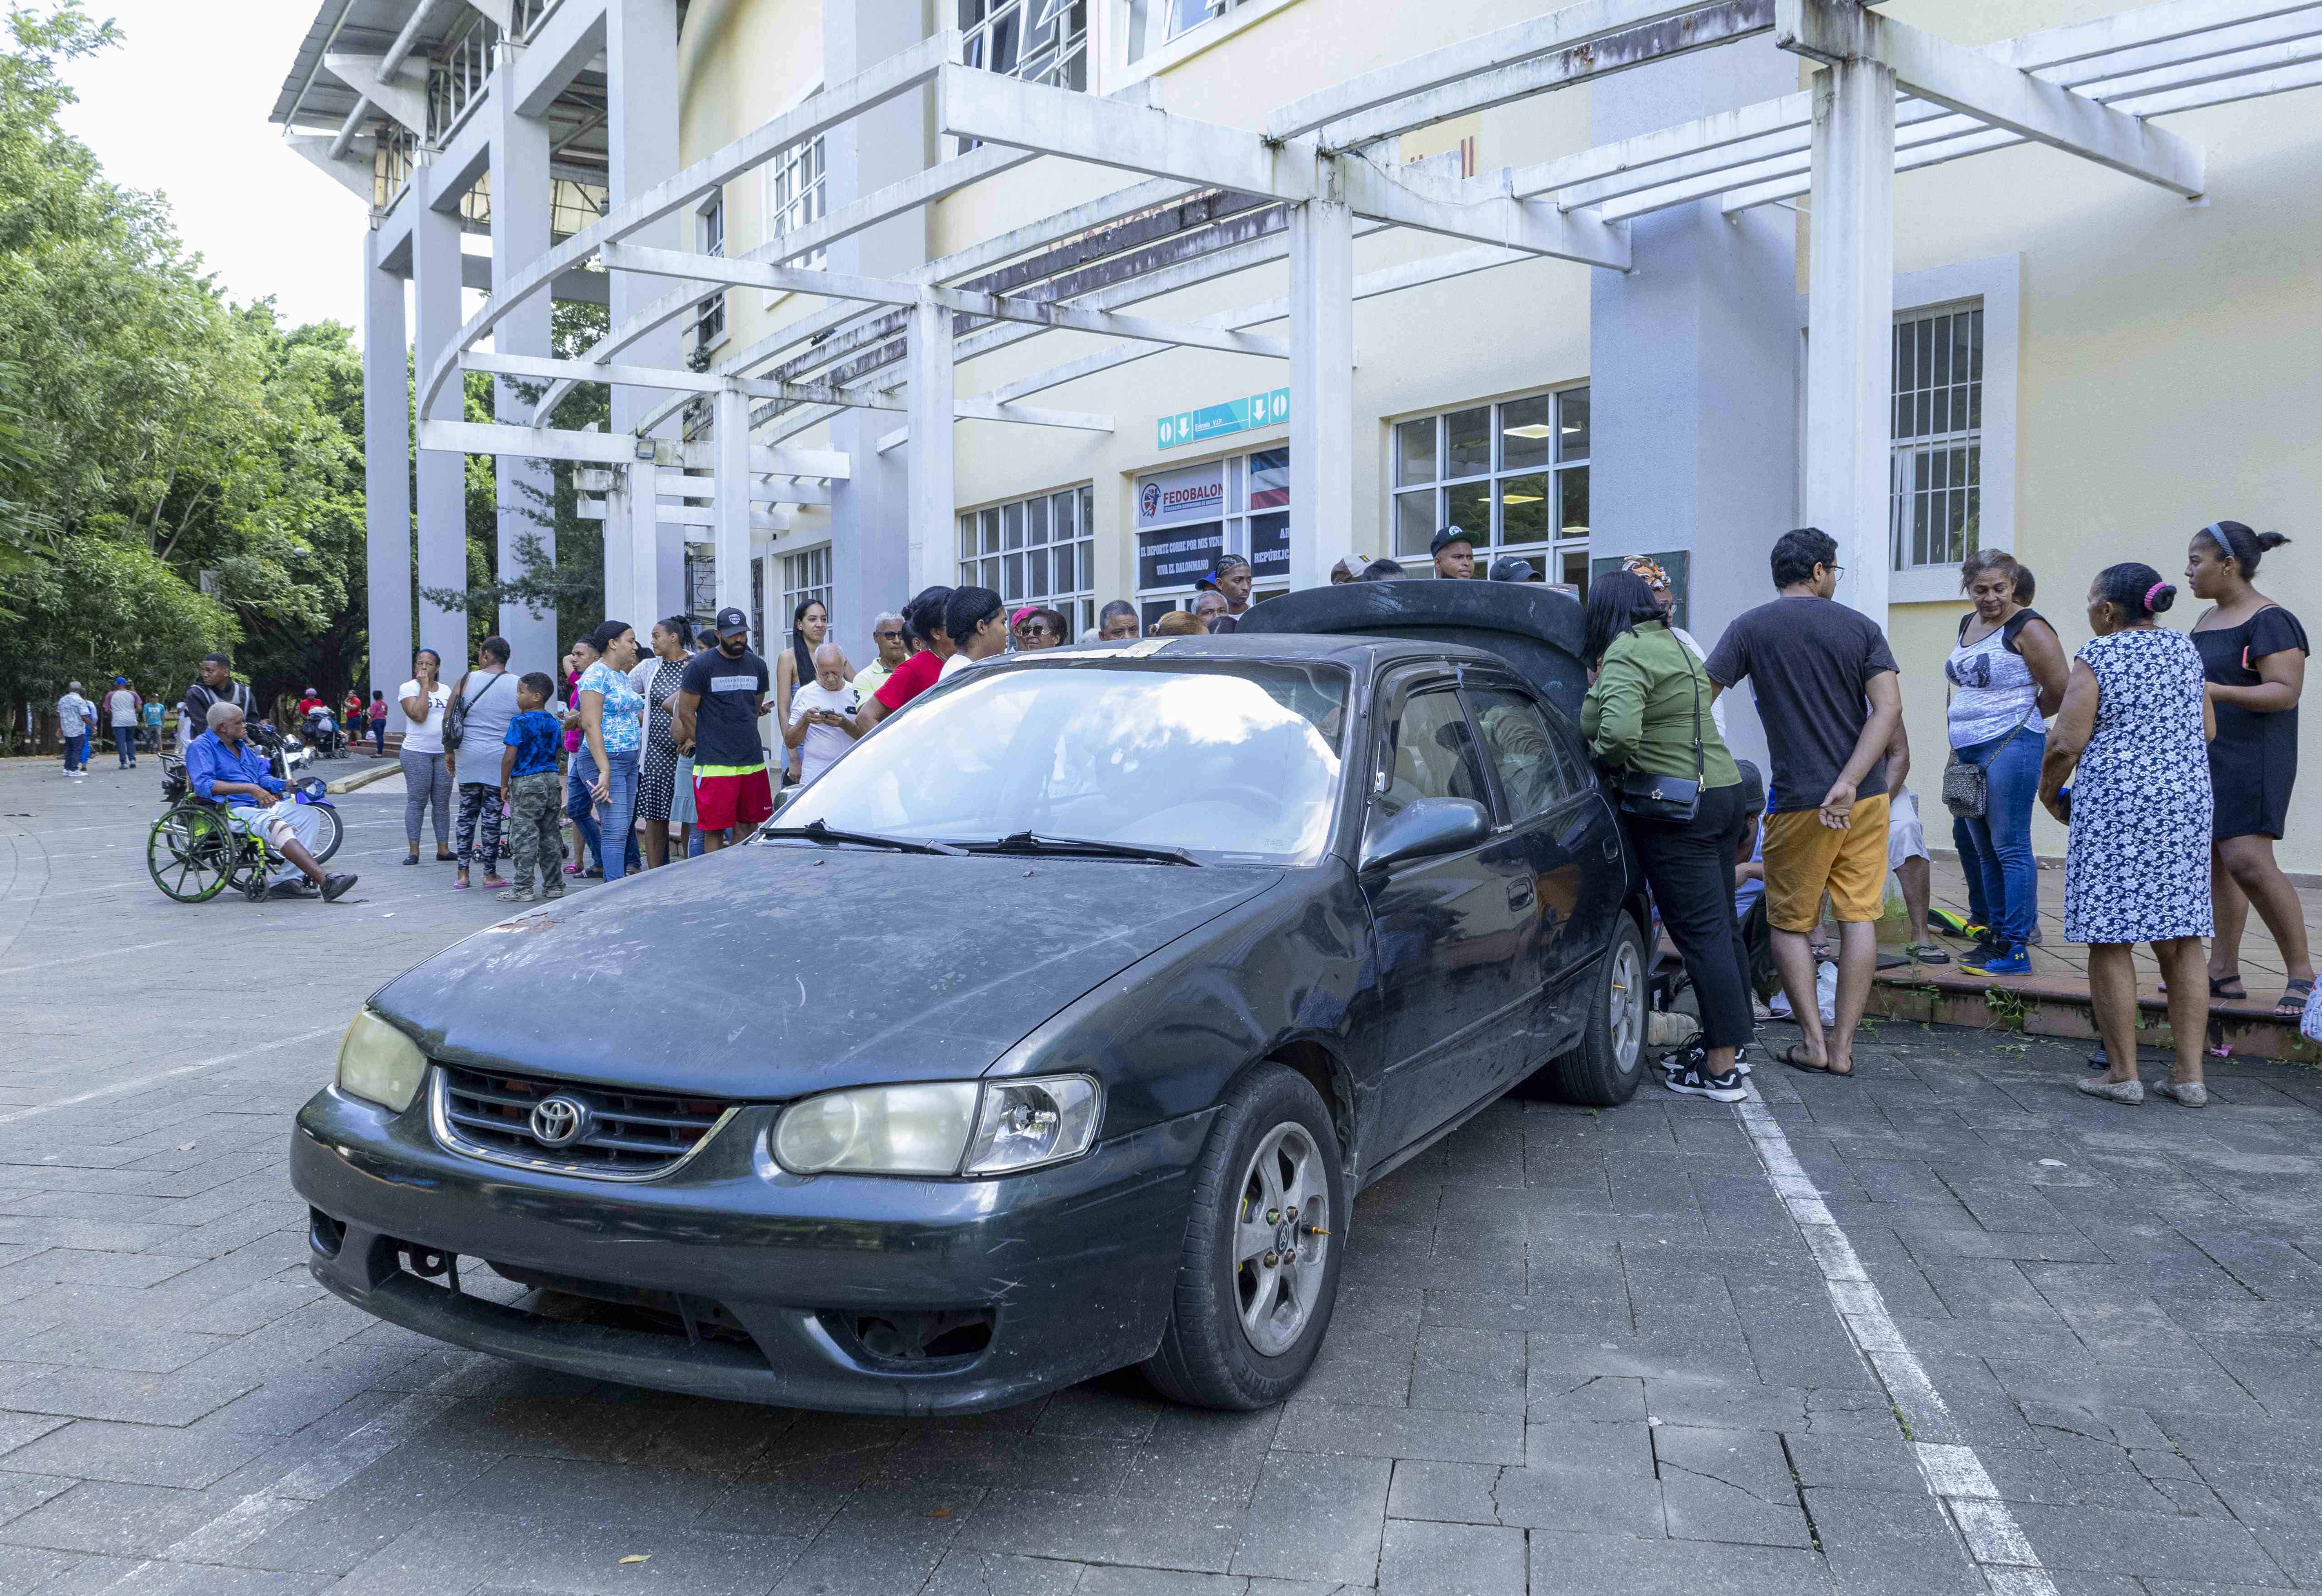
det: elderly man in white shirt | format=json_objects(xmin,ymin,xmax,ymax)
[{"xmin": 785, "ymin": 644, "xmax": 861, "ymax": 788}]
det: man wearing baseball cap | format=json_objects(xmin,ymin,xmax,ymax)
[
  {"xmin": 1431, "ymin": 526, "xmax": 1476, "ymax": 580},
  {"xmin": 1488, "ymin": 554, "xmax": 1540, "ymax": 583},
  {"xmin": 670, "ymin": 606, "xmax": 774, "ymax": 850}
]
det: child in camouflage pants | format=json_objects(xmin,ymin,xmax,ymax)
[{"xmin": 497, "ymin": 674, "xmax": 568, "ymax": 903}]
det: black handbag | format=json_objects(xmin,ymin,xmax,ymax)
[
  {"xmin": 1940, "ymin": 703, "xmax": 2032, "ymax": 819},
  {"xmin": 1617, "ymin": 647, "xmax": 1706, "ymax": 823},
  {"xmin": 442, "ymin": 670, "xmax": 508, "ymax": 753}
]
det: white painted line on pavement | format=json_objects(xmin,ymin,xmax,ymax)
[
  {"xmin": 0, "ymin": 1024, "xmax": 340, "ymax": 1125},
  {"xmin": 93, "ymin": 1363, "xmax": 477, "ymax": 1591},
  {"xmin": 0, "ymin": 939, "xmax": 173, "ymax": 977},
  {"xmin": 1733, "ymin": 1081, "xmax": 2061, "ymax": 1595}
]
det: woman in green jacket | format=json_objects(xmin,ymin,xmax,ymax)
[{"xmin": 1580, "ymin": 571, "xmax": 1756, "ymax": 1102}]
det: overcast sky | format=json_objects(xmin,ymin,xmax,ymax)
[{"xmin": 58, "ymin": 0, "xmax": 373, "ymax": 331}]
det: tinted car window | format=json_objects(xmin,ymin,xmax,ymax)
[
  {"xmin": 1378, "ymin": 688, "xmax": 1486, "ymax": 817},
  {"xmin": 1466, "ymin": 685, "xmax": 1582, "ymax": 820},
  {"xmin": 780, "ymin": 661, "xmax": 1350, "ymax": 865}
]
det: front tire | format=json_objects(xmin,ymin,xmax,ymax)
[
  {"xmin": 1142, "ymin": 1064, "xmax": 1347, "ymax": 1410},
  {"xmin": 1530, "ymin": 913, "xmax": 1649, "ymax": 1105},
  {"xmin": 309, "ymin": 805, "xmax": 344, "ymax": 863}
]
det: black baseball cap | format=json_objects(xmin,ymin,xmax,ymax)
[
  {"xmin": 1489, "ymin": 555, "xmax": 1541, "ymax": 582},
  {"xmin": 1430, "ymin": 525, "xmax": 1475, "ymax": 556},
  {"xmin": 712, "ymin": 606, "xmax": 749, "ymax": 638}
]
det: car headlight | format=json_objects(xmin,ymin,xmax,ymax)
[
  {"xmin": 335, "ymin": 1009, "xmax": 427, "ymax": 1112},
  {"xmin": 962, "ymin": 1077, "xmax": 1100, "ymax": 1176},
  {"xmin": 771, "ymin": 1076, "xmax": 1100, "ymax": 1177}
]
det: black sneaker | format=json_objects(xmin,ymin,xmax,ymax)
[
  {"xmin": 1669, "ymin": 1042, "xmax": 1752, "ymax": 1079},
  {"xmin": 321, "ymin": 873, "xmax": 357, "ymax": 902},
  {"xmin": 1663, "ymin": 1061, "xmax": 1746, "ymax": 1103}
]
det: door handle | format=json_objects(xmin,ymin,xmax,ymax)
[{"xmin": 1508, "ymin": 880, "xmax": 1535, "ymax": 911}]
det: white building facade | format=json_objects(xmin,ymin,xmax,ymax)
[{"xmin": 275, "ymin": 0, "xmax": 2322, "ymax": 863}]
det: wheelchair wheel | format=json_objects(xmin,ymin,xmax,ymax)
[{"xmin": 147, "ymin": 806, "xmax": 233, "ymax": 903}]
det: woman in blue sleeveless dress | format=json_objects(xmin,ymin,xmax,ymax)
[{"xmin": 2039, "ymin": 563, "xmax": 2215, "ymax": 1108}]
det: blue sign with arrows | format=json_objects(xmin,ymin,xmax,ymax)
[{"xmin": 1157, "ymin": 386, "xmax": 1290, "ymax": 451}]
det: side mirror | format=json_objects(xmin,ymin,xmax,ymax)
[{"xmin": 1360, "ymin": 797, "xmax": 1492, "ymax": 873}]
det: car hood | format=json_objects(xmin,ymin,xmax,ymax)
[{"xmin": 372, "ymin": 842, "xmax": 1284, "ymax": 1098}]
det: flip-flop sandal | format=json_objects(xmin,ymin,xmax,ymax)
[
  {"xmin": 2209, "ymin": 975, "xmax": 2249, "ymax": 1001},
  {"xmin": 1904, "ymin": 943, "xmax": 1951, "ymax": 964},
  {"xmin": 1778, "ymin": 1042, "xmax": 1853, "ymax": 1078},
  {"xmin": 2274, "ymin": 977, "xmax": 2315, "ymax": 1017}
]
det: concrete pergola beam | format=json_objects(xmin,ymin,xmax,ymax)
[
  {"xmin": 935, "ymin": 65, "xmax": 1631, "ymax": 271},
  {"xmin": 600, "ymin": 242, "xmax": 1293, "ymax": 358},
  {"xmin": 1778, "ymin": 0, "xmax": 2207, "ymax": 196},
  {"xmin": 418, "ymin": 418, "xmax": 849, "ymax": 481}
]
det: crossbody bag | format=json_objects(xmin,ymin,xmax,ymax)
[
  {"xmin": 443, "ymin": 670, "xmax": 509, "ymax": 753},
  {"xmin": 1617, "ymin": 646, "xmax": 1707, "ymax": 823},
  {"xmin": 1940, "ymin": 701, "xmax": 2033, "ymax": 819}
]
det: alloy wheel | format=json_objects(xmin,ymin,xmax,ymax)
[
  {"xmin": 1232, "ymin": 1121, "xmax": 1331, "ymax": 1357},
  {"xmin": 1608, "ymin": 934, "xmax": 1644, "ymax": 1072}
]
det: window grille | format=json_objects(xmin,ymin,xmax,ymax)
[
  {"xmin": 1890, "ymin": 304, "xmax": 1983, "ymax": 571},
  {"xmin": 1390, "ymin": 387, "xmax": 1590, "ymax": 588},
  {"xmin": 960, "ymin": 486, "xmax": 1099, "ymax": 637}
]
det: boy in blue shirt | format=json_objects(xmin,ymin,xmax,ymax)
[{"xmin": 498, "ymin": 673, "xmax": 566, "ymax": 903}]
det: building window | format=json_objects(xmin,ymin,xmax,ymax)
[
  {"xmin": 1390, "ymin": 388, "xmax": 1589, "ymax": 587},
  {"xmin": 782, "ymin": 547, "xmax": 833, "ymax": 657},
  {"xmin": 960, "ymin": 486, "xmax": 1098, "ymax": 637},
  {"xmin": 962, "ymin": 0, "xmax": 1089, "ymax": 91},
  {"xmin": 763, "ymin": 133, "xmax": 828, "ymax": 275},
  {"xmin": 693, "ymin": 193, "xmax": 727, "ymax": 353},
  {"xmin": 1133, "ymin": 447, "xmax": 1287, "ymax": 627},
  {"xmin": 1890, "ymin": 302, "xmax": 1983, "ymax": 572}
]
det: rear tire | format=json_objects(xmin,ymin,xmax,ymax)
[
  {"xmin": 1530, "ymin": 914, "xmax": 1648, "ymax": 1105},
  {"xmin": 1142, "ymin": 1064, "xmax": 1347, "ymax": 1410}
]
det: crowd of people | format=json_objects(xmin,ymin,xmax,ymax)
[
  {"xmin": 70, "ymin": 507, "xmax": 2304, "ymax": 1108},
  {"xmin": 1575, "ymin": 519, "xmax": 2303, "ymax": 1111}
]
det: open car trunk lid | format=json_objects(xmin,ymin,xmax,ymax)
[{"xmin": 1234, "ymin": 581, "xmax": 1590, "ymax": 720}]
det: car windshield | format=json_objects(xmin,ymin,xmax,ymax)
[{"xmin": 778, "ymin": 659, "xmax": 1351, "ymax": 866}]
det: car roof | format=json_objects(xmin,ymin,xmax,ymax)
[{"xmin": 1018, "ymin": 633, "xmax": 1506, "ymax": 671}]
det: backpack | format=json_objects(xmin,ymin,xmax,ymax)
[{"xmin": 442, "ymin": 671, "xmax": 509, "ymax": 752}]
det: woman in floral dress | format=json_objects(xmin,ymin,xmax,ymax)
[{"xmin": 2040, "ymin": 562, "xmax": 2216, "ymax": 1107}]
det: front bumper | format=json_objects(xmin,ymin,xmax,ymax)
[{"xmin": 292, "ymin": 1081, "xmax": 1211, "ymax": 1415}]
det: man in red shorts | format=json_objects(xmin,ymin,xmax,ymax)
[{"xmin": 671, "ymin": 606, "xmax": 774, "ymax": 850}]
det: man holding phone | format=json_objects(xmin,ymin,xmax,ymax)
[{"xmin": 785, "ymin": 642, "xmax": 861, "ymax": 788}]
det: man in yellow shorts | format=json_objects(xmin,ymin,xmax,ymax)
[{"xmin": 1704, "ymin": 529, "xmax": 1903, "ymax": 1079}]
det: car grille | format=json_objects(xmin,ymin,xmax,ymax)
[{"xmin": 431, "ymin": 1064, "xmax": 734, "ymax": 1180}]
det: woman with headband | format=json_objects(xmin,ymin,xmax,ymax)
[
  {"xmin": 2038, "ymin": 563, "xmax": 2216, "ymax": 1106},
  {"xmin": 2184, "ymin": 520, "xmax": 2310, "ymax": 1017}
]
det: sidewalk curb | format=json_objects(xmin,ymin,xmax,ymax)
[{"xmin": 327, "ymin": 763, "xmax": 402, "ymax": 796}]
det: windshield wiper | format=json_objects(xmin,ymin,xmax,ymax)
[
  {"xmin": 962, "ymin": 830, "xmax": 1200, "ymax": 866},
  {"xmin": 761, "ymin": 818, "xmax": 966, "ymax": 856}
]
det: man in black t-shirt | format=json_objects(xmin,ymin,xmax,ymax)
[
  {"xmin": 1704, "ymin": 527, "xmax": 1901, "ymax": 1081},
  {"xmin": 672, "ymin": 606, "xmax": 773, "ymax": 849}
]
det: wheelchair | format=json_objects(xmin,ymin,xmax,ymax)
[
  {"xmin": 147, "ymin": 768, "xmax": 278, "ymax": 903},
  {"xmin": 145, "ymin": 754, "xmax": 338, "ymax": 903}
]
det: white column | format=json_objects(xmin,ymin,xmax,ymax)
[
  {"xmin": 1804, "ymin": 55, "xmax": 1896, "ymax": 622},
  {"xmin": 625, "ymin": 457, "xmax": 661, "ymax": 631},
  {"xmin": 1288, "ymin": 156, "xmax": 1354, "ymax": 592},
  {"xmin": 490, "ymin": 45, "xmax": 558, "ymax": 678},
  {"xmin": 905, "ymin": 290, "xmax": 955, "ymax": 595},
  {"xmin": 412, "ymin": 164, "xmax": 471, "ymax": 673},
  {"xmin": 714, "ymin": 384, "xmax": 753, "ymax": 617},
  {"xmin": 605, "ymin": 0, "xmax": 682, "ymax": 623},
  {"xmin": 362, "ymin": 230, "xmax": 415, "ymax": 729}
]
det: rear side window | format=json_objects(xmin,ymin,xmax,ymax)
[
  {"xmin": 1378, "ymin": 688, "xmax": 1486, "ymax": 817},
  {"xmin": 1465, "ymin": 685, "xmax": 1585, "ymax": 820}
]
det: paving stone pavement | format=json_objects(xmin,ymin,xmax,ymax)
[{"xmin": 4, "ymin": 757, "xmax": 2322, "ymax": 1595}]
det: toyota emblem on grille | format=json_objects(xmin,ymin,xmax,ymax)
[{"xmin": 528, "ymin": 1094, "xmax": 589, "ymax": 1148}]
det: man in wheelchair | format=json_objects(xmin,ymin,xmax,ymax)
[{"xmin": 186, "ymin": 701, "xmax": 357, "ymax": 901}]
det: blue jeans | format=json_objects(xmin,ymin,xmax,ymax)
[
  {"xmin": 597, "ymin": 747, "xmax": 641, "ymax": 881},
  {"xmin": 113, "ymin": 727, "xmax": 137, "ymax": 765},
  {"xmin": 564, "ymin": 746, "xmax": 603, "ymax": 870},
  {"xmin": 1953, "ymin": 728, "xmax": 2044, "ymax": 951}
]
